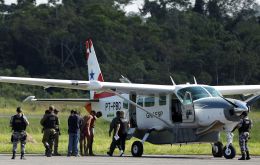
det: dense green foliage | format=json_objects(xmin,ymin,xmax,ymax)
[{"xmin": 0, "ymin": 0, "xmax": 259, "ymax": 100}]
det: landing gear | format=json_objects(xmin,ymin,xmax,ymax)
[
  {"xmin": 212, "ymin": 142, "xmax": 223, "ymax": 157},
  {"xmin": 131, "ymin": 141, "xmax": 143, "ymax": 157},
  {"xmin": 223, "ymin": 131, "xmax": 236, "ymax": 159},
  {"xmin": 131, "ymin": 129, "xmax": 154, "ymax": 157},
  {"xmin": 223, "ymin": 144, "xmax": 236, "ymax": 159}
]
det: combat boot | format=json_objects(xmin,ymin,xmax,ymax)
[
  {"xmin": 45, "ymin": 146, "xmax": 52, "ymax": 157},
  {"xmin": 20, "ymin": 152, "xmax": 26, "ymax": 160},
  {"xmin": 246, "ymin": 151, "xmax": 251, "ymax": 160},
  {"xmin": 238, "ymin": 152, "xmax": 246, "ymax": 160},
  {"xmin": 11, "ymin": 151, "xmax": 16, "ymax": 159}
]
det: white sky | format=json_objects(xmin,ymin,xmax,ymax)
[{"xmin": 3, "ymin": 0, "xmax": 260, "ymax": 13}]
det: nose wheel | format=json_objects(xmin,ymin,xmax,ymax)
[
  {"xmin": 131, "ymin": 141, "xmax": 143, "ymax": 157},
  {"xmin": 223, "ymin": 144, "xmax": 236, "ymax": 159}
]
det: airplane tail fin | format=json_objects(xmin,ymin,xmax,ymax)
[{"xmin": 85, "ymin": 39, "xmax": 114, "ymax": 100}]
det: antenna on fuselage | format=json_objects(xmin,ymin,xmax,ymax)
[
  {"xmin": 170, "ymin": 76, "xmax": 176, "ymax": 86},
  {"xmin": 193, "ymin": 76, "xmax": 197, "ymax": 84}
]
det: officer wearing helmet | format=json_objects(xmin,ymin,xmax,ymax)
[
  {"xmin": 40, "ymin": 105, "xmax": 59, "ymax": 157},
  {"xmin": 237, "ymin": 111, "xmax": 252, "ymax": 160},
  {"xmin": 10, "ymin": 107, "xmax": 29, "ymax": 160}
]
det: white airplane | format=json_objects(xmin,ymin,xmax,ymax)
[{"xmin": 1, "ymin": 39, "xmax": 260, "ymax": 159}]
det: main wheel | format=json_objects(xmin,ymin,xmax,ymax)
[
  {"xmin": 223, "ymin": 144, "xmax": 236, "ymax": 159},
  {"xmin": 131, "ymin": 141, "xmax": 143, "ymax": 157},
  {"xmin": 212, "ymin": 142, "xmax": 223, "ymax": 157}
]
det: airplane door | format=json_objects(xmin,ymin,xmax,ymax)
[
  {"xmin": 129, "ymin": 93, "xmax": 137, "ymax": 128},
  {"xmin": 181, "ymin": 92, "xmax": 195, "ymax": 123}
]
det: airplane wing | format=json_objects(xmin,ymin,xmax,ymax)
[
  {"xmin": 0, "ymin": 76, "xmax": 95, "ymax": 90},
  {"xmin": 0, "ymin": 77, "xmax": 175, "ymax": 94},
  {"xmin": 214, "ymin": 85, "xmax": 260, "ymax": 95},
  {"xmin": 94, "ymin": 82, "xmax": 175, "ymax": 95}
]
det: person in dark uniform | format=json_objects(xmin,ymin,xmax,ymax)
[
  {"xmin": 107, "ymin": 111, "xmax": 129, "ymax": 156},
  {"xmin": 53, "ymin": 109, "xmax": 61, "ymax": 156},
  {"xmin": 107, "ymin": 111, "xmax": 121, "ymax": 156},
  {"xmin": 237, "ymin": 111, "xmax": 252, "ymax": 160},
  {"xmin": 117, "ymin": 111, "xmax": 129, "ymax": 156},
  {"xmin": 10, "ymin": 107, "xmax": 29, "ymax": 160},
  {"xmin": 40, "ymin": 107, "xmax": 59, "ymax": 157}
]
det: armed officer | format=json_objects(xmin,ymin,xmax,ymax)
[
  {"xmin": 10, "ymin": 107, "xmax": 29, "ymax": 160},
  {"xmin": 41, "ymin": 106, "xmax": 59, "ymax": 157},
  {"xmin": 237, "ymin": 111, "xmax": 252, "ymax": 160}
]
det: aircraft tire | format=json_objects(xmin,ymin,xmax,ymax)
[
  {"xmin": 223, "ymin": 144, "xmax": 236, "ymax": 159},
  {"xmin": 131, "ymin": 141, "xmax": 143, "ymax": 157},
  {"xmin": 212, "ymin": 142, "xmax": 223, "ymax": 157}
]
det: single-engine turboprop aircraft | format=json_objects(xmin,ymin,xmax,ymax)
[{"xmin": 1, "ymin": 39, "xmax": 260, "ymax": 159}]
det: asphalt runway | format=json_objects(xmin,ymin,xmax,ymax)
[{"xmin": 1, "ymin": 154, "xmax": 260, "ymax": 165}]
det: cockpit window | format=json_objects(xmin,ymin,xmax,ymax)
[
  {"xmin": 177, "ymin": 86, "xmax": 210, "ymax": 102},
  {"xmin": 203, "ymin": 86, "xmax": 222, "ymax": 97}
]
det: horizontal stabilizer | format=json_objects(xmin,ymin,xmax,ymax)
[
  {"xmin": 196, "ymin": 120, "xmax": 224, "ymax": 136},
  {"xmin": 23, "ymin": 96, "xmax": 98, "ymax": 105}
]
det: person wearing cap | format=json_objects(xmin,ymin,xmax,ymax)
[
  {"xmin": 53, "ymin": 109, "xmax": 61, "ymax": 156},
  {"xmin": 10, "ymin": 107, "xmax": 29, "ymax": 160},
  {"xmin": 41, "ymin": 106, "xmax": 59, "ymax": 157},
  {"xmin": 237, "ymin": 111, "xmax": 253, "ymax": 160}
]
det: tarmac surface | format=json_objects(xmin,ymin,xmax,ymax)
[{"xmin": 1, "ymin": 154, "xmax": 260, "ymax": 165}]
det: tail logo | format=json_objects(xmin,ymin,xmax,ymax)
[{"xmin": 89, "ymin": 70, "xmax": 95, "ymax": 80}]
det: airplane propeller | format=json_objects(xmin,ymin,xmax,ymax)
[{"xmin": 220, "ymin": 96, "xmax": 248, "ymax": 116}]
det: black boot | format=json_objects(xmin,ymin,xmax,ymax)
[
  {"xmin": 20, "ymin": 152, "xmax": 25, "ymax": 160},
  {"xmin": 238, "ymin": 152, "xmax": 246, "ymax": 160},
  {"xmin": 11, "ymin": 151, "xmax": 16, "ymax": 159},
  {"xmin": 246, "ymin": 151, "xmax": 251, "ymax": 160},
  {"xmin": 45, "ymin": 146, "xmax": 52, "ymax": 157}
]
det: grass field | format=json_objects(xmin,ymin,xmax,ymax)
[{"xmin": 1, "ymin": 105, "xmax": 260, "ymax": 156}]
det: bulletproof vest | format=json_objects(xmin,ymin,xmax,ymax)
[
  {"xmin": 12, "ymin": 114, "xmax": 27, "ymax": 132},
  {"xmin": 118, "ymin": 118, "xmax": 128, "ymax": 136},
  {"xmin": 44, "ymin": 114, "xmax": 57, "ymax": 129},
  {"xmin": 238, "ymin": 118, "xmax": 251, "ymax": 133}
]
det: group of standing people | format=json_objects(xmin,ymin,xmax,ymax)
[
  {"xmin": 68, "ymin": 110, "xmax": 102, "ymax": 156},
  {"xmin": 9, "ymin": 106, "xmax": 253, "ymax": 160}
]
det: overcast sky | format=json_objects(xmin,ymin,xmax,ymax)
[{"xmin": 3, "ymin": 0, "xmax": 260, "ymax": 13}]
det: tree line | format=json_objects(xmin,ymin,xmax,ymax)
[{"xmin": 0, "ymin": 0, "xmax": 259, "ymax": 100}]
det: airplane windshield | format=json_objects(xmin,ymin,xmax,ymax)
[
  {"xmin": 177, "ymin": 86, "xmax": 210, "ymax": 102},
  {"xmin": 203, "ymin": 86, "xmax": 222, "ymax": 97}
]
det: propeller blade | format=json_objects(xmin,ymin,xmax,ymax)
[{"xmin": 220, "ymin": 96, "xmax": 238, "ymax": 108}]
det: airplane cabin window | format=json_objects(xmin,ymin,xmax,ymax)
[
  {"xmin": 159, "ymin": 95, "xmax": 166, "ymax": 105},
  {"xmin": 144, "ymin": 96, "xmax": 155, "ymax": 107},
  {"xmin": 203, "ymin": 86, "xmax": 222, "ymax": 97},
  {"xmin": 177, "ymin": 86, "xmax": 210, "ymax": 102},
  {"xmin": 123, "ymin": 101, "xmax": 129, "ymax": 109},
  {"xmin": 137, "ymin": 98, "xmax": 143, "ymax": 107}
]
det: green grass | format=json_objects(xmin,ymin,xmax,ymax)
[{"xmin": 1, "ymin": 106, "xmax": 260, "ymax": 155}]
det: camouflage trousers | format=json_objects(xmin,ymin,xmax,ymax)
[
  {"xmin": 42, "ymin": 128, "xmax": 56, "ymax": 151},
  {"xmin": 239, "ymin": 132, "xmax": 250, "ymax": 152},
  {"xmin": 11, "ymin": 131, "xmax": 27, "ymax": 153}
]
